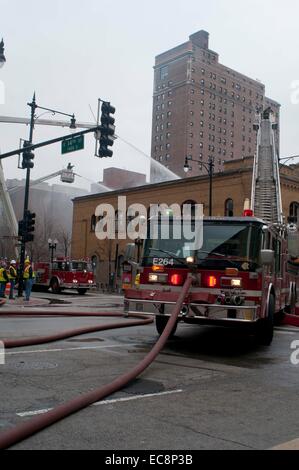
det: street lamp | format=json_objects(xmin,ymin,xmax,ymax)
[
  {"xmin": 48, "ymin": 239, "xmax": 58, "ymax": 263},
  {"xmin": 0, "ymin": 39, "xmax": 6, "ymax": 68},
  {"xmin": 135, "ymin": 237, "xmax": 143, "ymax": 264},
  {"xmin": 184, "ymin": 156, "xmax": 215, "ymax": 217}
]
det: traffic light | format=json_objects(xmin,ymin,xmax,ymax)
[
  {"xmin": 18, "ymin": 215, "xmax": 35, "ymax": 242},
  {"xmin": 18, "ymin": 220, "xmax": 25, "ymax": 238},
  {"xmin": 98, "ymin": 101, "xmax": 115, "ymax": 158},
  {"xmin": 22, "ymin": 145, "xmax": 35, "ymax": 169},
  {"xmin": 25, "ymin": 210, "xmax": 36, "ymax": 233}
]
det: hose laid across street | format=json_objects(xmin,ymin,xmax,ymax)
[{"xmin": 0, "ymin": 274, "xmax": 193, "ymax": 450}]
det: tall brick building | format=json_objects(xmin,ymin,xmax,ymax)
[{"xmin": 150, "ymin": 30, "xmax": 280, "ymax": 179}]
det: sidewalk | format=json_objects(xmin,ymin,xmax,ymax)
[{"xmin": 0, "ymin": 297, "xmax": 50, "ymax": 310}]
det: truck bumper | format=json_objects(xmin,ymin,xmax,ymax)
[
  {"xmin": 124, "ymin": 298, "xmax": 259, "ymax": 324},
  {"xmin": 63, "ymin": 283, "xmax": 96, "ymax": 290}
]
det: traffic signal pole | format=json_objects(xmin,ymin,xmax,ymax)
[{"xmin": 18, "ymin": 94, "xmax": 37, "ymax": 297}]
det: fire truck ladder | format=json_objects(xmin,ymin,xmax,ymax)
[{"xmin": 251, "ymin": 108, "xmax": 283, "ymax": 224}]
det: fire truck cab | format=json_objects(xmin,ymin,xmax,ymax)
[
  {"xmin": 124, "ymin": 215, "xmax": 297, "ymax": 345},
  {"xmin": 34, "ymin": 258, "xmax": 96, "ymax": 295}
]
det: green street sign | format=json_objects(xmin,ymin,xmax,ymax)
[{"xmin": 61, "ymin": 135, "xmax": 84, "ymax": 155}]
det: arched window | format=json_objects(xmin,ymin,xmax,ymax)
[
  {"xmin": 91, "ymin": 215, "xmax": 96, "ymax": 232},
  {"xmin": 117, "ymin": 255, "xmax": 124, "ymax": 277},
  {"xmin": 225, "ymin": 199, "xmax": 234, "ymax": 217},
  {"xmin": 91, "ymin": 255, "xmax": 98, "ymax": 272},
  {"xmin": 289, "ymin": 202, "xmax": 299, "ymax": 223}
]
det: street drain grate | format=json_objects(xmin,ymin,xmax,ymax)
[
  {"xmin": 9, "ymin": 361, "xmax": 58, "ymax": 370},
  {"xmin": 123, "ymin": 379, "xmax": 165, "ymax": 395}
]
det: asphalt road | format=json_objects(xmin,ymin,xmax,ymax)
[{"xmin": 1, "ymin": 290, "xmax": 299, "ymax": 450}]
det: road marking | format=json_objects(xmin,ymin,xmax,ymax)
[
  {"xmin": 16, "ymin": 390, "xmax": 183, "ymax": 418},
  {"xmin": 272, "ymin": 437, "xmax": 299, "ymax": 450},
  {"xmin": 93, "ymin": 389, "xmax": 183, "ymax": 407},
  {"xmin": 275, "ymin": 327, "xmax": 299, "ymax": 334},
  {"xmin": 5, "ymin": 344, "xmax": 137, "ymax": 356},
  {"xmin": 275, "ymin": 331, "xmax": 297, "ymax": 336}
]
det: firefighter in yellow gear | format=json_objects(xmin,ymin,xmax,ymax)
[
  {"xmin": 8, "ymin": 260, "xmax": 18, "ymax": 300},
  {"xmin": 23, "ymin": 259, "xmax": 36, "ymax": 301},
  {"xmin": 0, "ymin": 261, "xmax": 9, "ymax": 298}
]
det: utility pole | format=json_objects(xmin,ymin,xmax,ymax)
[
  {"xmin": 184, "ymin": 156, "xmax": 215, "ymax": 217},
  {"xmin": 18, "ymin": 93, "xmax": 37, "ymax": 296}
]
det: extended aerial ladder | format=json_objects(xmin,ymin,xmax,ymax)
[{"xmin": 251, "ymin": 107, "xmax": 283, "ymax": 224}]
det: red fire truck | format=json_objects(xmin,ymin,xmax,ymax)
[
  {"xmin": 34, "ymin": 258, "xmax": 96, "ymax": 295},
  {"xmin": 124, "ymin": 214, "xmax": 298, "ymax": 345},
  {"xmin": 124, "ymin": 108, "xmax": 299, "ymax": 344}
]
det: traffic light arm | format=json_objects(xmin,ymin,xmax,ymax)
[{"xmin": 0, "ymin": 125, "xmax": 102, "ymax": 161}]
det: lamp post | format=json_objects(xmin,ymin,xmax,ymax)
[
  {"xmin": 135, "ymin": 237, "xmax": 143, "ymax": 264},
  {"xmin": 18, "ymin": 94, "xmax": 77, "ymax": 296},
  {"xmin": 184, "ymin": 156, "xmax": 215, "ymax": 217},
  {"xmin": 48, "ymin": 239, "xmax": 58, "ymax": 264},
  {"xmin": 0, "ymin": 39, "xmax": 6, "ymax": 68}
]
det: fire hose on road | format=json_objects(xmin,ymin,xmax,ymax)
[{"xmin": 0, "ymin": 275, "xmax": 193, "ymax": 450}]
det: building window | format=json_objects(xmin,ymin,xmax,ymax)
[
  {"xmin": 160, "ymin": 66, "xmax": 169, "ymax": 80},
  {"xmin": 91, "ymin": 215, "xmax": 96, "ymax": 232},
  {"xmin": 290, "ymin": 202, "xmax": 299, "ymax": 222},
  {"xmin": 225, "ymin": 199, "xmax": 234, "ymax": 217}
]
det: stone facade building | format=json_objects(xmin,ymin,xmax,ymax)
[{"xmin": 150, "ymin": 30, "xmax": 280, "ymax": 179}]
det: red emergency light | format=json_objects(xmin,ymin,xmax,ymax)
[
  {"xmin": 243, "ymin": 209, "xmax": 254, "ymax": 217},
  {"xmin": 170, "ymin": 274, "xmax": 184, "ymax": 286}
]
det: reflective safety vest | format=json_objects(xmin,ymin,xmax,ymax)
[
  {"xmin": 8, "ymin": 266, "xmax": 17, "ymax": 280},
  {"xmin": 0, "ymin": 268, "xmax": 7, "ymax": 283},
  {"xmin": 23, "ymin": 265, "xmax": 36, "ymax": 280}
]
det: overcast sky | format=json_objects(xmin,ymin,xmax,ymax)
[{"xmin": 1, "ymin": 0, "xmax": 299, "ymax": 191}]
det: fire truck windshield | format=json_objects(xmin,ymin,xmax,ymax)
[
  {"xmin": 70, "ymin": 262, "xmax": 91, "ymax": 272},
  {"xmin": 143, "ymin": 221, "xmax": 262, "ymax": 270}
]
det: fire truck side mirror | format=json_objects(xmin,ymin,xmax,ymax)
[{"xmin": 260, "ymin": 249, "xmax": 274, "ymax": 266}]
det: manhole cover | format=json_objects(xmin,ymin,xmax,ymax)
[
  {"xmin": 10, "ymin": 361, "xmax": 58, "ymax": 370},
  {"xmin": 123, "ymin": 379, "xmax": 165, "ymax": 395}
]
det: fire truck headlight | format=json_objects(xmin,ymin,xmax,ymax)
[
  {"xmin": 186, "ymin": 256, "xmax": 194, "ymax": 264},
  {"xmin": 231, "ymin": 279, "xmax": 242, "ymax": 288},
  {"xmin": 73, "ymin": 280, "xmax": 78, "ymax": 284},
  {"xmin": 149, "ymin": 273, "xmax": 159, "ymax": 283},
  {"xmin": 88, "ymin": 280, "xmax": 93, "ymax": 284}
]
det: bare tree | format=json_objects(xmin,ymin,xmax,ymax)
[{"xmin": 56, "ymin": 226, "xmax": 72, "ymax": 257}]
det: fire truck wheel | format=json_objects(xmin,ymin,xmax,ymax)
[
  {"xmin": 156, "ymin": 315, "xmax": 178, "ymax": 338},
  {"xmin": 256, "ymin": 294, "xmax": 275, "ymax": 346},
  {"xmin": 77, "ymin": 289, "xmax": 87, "ymax": 295},
  {"xmin": 50, "ymin": 278, "xmax": 61, "ymax": 294}
]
